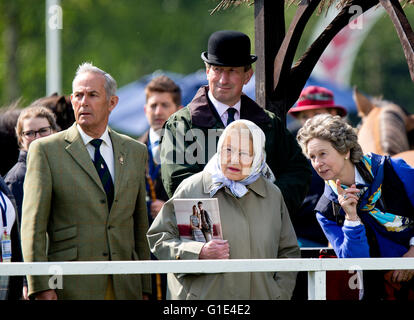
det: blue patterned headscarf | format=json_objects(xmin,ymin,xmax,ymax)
[
  {"xmin": 204, "ymin": 120, "xmax": 275, "ymax": 198},
  {"xmin": 327, "ymin": 153, "xmax": 414, "ymax": 232}
]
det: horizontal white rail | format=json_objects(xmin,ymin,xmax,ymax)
[
  {"xmin": 2, "ymin": 258, "xmax": 413, "ymax": 300},
  {"xmin": 1, "ymin": 258, "xmax": 414, "ymax": 275}
]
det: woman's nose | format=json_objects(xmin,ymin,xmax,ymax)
[
  {"xmin": 313, "ymin": 157, "xmax": 322, "ymax": 169},
  {"xmin": 230, "ymin": 150, "xmax": 240, "ymax": 164}
]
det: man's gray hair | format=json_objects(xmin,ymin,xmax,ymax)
[{"xmin": 72, "ymin": 62, "xmax": 117, "ymax": 98}]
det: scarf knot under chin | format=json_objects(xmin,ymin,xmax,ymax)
[{"xmin": 207, "ymin": 157, "xmax": 273, "ymax": 198}]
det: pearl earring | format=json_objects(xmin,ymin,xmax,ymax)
[{"xmin": 345, "ymin": 157, "xmax": 348, "ymax": 160}]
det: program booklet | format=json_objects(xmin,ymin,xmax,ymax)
[{"xmin": 173, "ymin": 198, "xmax": 223, "ymax": 243}]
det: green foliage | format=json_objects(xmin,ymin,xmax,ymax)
[
  {"xmin": 1, "ymin": 1, "xmax": 414, "ymax": 115},
  {"xmin": 351, "ymin": 8, "xmax": 414, "ymax": 114},
  {"xmin": 0, "ymin": 0, "xmax": 253, "ymax": 107}
]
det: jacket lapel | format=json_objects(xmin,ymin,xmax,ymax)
[
  {"xmin": 189, "ymin": 86, "xmax": 224, "ymax": 128},
  {"xmin": 64, "ymin": 124, "xmax": 105, "ymax": 193},
  {"xmin": 189, "ymin": 86, "xmax": 271, "ymax": 128},
  {"xmin": 109, "ymin": 128, "xmax": 126, "ymax": 200}
]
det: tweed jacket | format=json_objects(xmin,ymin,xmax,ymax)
[
  {"xmin": 21, "ymin": 124, "xmax": 151, "ymax": 299},
  {"xmin": 160, "ymin": 86, "xmax": 311, "ymax": 216}
]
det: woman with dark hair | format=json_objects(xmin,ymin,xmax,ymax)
[{"xmin": 297, "ymin": 114, "xmax": 414, "ymax": 300}]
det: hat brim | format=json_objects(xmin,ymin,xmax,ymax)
[
  {"xmin": 288, "ymin": 104, "xmax": 347, "ymax": 117},
  {"xmin": 201, "ymin": 52, "xmax": 257, "ymax": 67}
]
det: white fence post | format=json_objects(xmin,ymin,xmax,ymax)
[
  {"xmin": 46, "ymin": 0, "xmax": 62, "ymax": 95},
  {"xmin": 307, "ymin": 270, "xmax": 326, "ymax": 300}
]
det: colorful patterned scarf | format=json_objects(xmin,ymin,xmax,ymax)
[{"xmin": 327, "ymin": 154, "xmax": 413, "ymax": 232}]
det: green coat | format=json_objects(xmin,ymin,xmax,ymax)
[
  {"xmin": 21, "ymin": 124, "xmax": 151, "ymax": 299},
  {"xmin": 160, "ymin": 86, "xmax": 311, "ymax": 216},
  {"xmin": 147, "ymin": 170, "xmax": 300, "ymax": 300}
]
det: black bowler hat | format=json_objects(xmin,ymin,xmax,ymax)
[{"xmin": 201, "ymin": 30, "xmax": 257, "ymax": 67}]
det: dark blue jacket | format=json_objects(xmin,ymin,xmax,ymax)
[
  {"xmin": 0, "ymin": 176, "xmax": 23, "ymax": 299},
  {"xmin": 4, "ymin": 150, "xmax": 27, "ymax": 225}
]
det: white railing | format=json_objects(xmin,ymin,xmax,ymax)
[{"xmin": 3, "ymin": 257, "xmax": 414, "ymax": 300}]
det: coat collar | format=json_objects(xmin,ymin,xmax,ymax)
[
  {"xmin": 202, "ymin": 169, "xmax": 267, "ymax": 198},
  {"xmin": 64, "ymin": 123, "xmax": 127, "ymax": 206},
  {"xmin": 109, "ymin": 129, "xmax": 127, "ymax": 202},
  {"xmin": 64, "ymin": 124, "xmax": 105, "ymax": 194},
  {"xmin": 138, "ymin": 130, "xmax": 149, "ymax": 145},
  {"xmin": 18, "ymin": 150, "xmax": 27, "ymax": 163},
  {"xmin": 189, "ymin": 86, "xmax": 271, "ymax": 128}
]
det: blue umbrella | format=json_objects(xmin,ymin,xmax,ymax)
[{"xmin": 109, "ymin": 70, "xmax": 356, "ymax": 137}]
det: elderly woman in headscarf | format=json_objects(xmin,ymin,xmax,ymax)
[{"xmin": 147, "ymin": 119, "xmax": 300, "ymax": 300}]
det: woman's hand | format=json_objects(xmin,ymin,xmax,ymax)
[
  {"xmin": 34, "ymin": 289, "xmax": 57, "ymax": 300},
  {"xmin": 199, "ymin": 240, "xmax": 229, "ymax": 259},
  {"xmin": 391, "ymin": 246, "xmax": 414, "ymax": 282},
  {"xmin": 336, "ymin": 180, "xmax": 360, "ymax": 221}
]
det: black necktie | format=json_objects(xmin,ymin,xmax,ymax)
[
  {"xmin": 227, "ymin": 108, "xmax": 236, "ymax": 126},
  {"xmin": 90, "ymin": 139, "xmax": 114, "ymax": 210}
]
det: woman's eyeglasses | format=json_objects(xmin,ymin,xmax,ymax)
[
  {"xmin": 222, "ymin": 147, "xmax": 253, "ymax": 163},
  {"xmin": 22, "ymin": 126, "xmax": 52, "ymax": 139}
]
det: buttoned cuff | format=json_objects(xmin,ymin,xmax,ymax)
[
  {"xmin": 344, "ymin": 219, "xmax": 362, "ymax": 227},
  {"xmin": 175, "ymin": 241, "xmax": 205, "ymax": 260}
]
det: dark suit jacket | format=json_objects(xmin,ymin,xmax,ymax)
[
  {"xmin": 0, "ymin": 176, "xmax": 23, "ymax": 300},
  {"xmin": 4, "ymin": 150, "xmax": 27, "ymax": 225},
  {"xmin": 139, "ymin": 131, "xmax": 169, "ymax": 202}
]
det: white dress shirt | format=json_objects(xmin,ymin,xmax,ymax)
[
  {"xmin": 149, "ymin": 127, "xmax": 162, "ymax": 165},
  {"xmin": 208, "ymin": 90, "xmax": 241, "ymax": 126},
  {"xmin": 77, "ymin": 124, "xmax": 115, "ymax": 182}
]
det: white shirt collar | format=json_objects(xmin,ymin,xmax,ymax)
[
  {"xmin": 149, "ymin": 127, "xmax": 162, "ymax": 144},
  {"xmin": 77, "ymin": 124, "xmax": 112, "ymax": 148},
  {"xmin": 208, "ymin": 90, "xmax": 241, "ymax": 118},
  {"xmin": 355, "ymin": 165, "xmax": 365, "ymax": 185}
]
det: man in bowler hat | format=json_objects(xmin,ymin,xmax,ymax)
[{"xmin": 160, "ymin": 30, "xmax": 311, "ymax": 223}]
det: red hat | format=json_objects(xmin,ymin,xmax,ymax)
[{"xmin": 288, "ymin": 86, "xmax": 347, "ymax": 117}]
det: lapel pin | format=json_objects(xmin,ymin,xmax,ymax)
[{"xmin": 119, "ymin": 156, "xmax": 124, "ymax": 165}]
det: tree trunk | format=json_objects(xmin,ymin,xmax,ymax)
[{"xmin": 254, "ymin": 0, "xmax": 285, "ymax": 121}]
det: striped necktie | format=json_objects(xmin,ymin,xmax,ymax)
[
  {"xmin": 227, "ymin": 108, "xmax": 236, "ymax": 126},
  {"xmin": 90, "ymin": 139, "xmax": 114, "ymax": 210}
]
